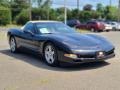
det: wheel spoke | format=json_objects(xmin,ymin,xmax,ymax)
[
  {"xmin": 51, "ymin": 51, "xmax": 54, "ymax": 55},
  {"xmin": 48, "ymin": 46, "xmax": 52, "ymax": 52},
  {"xmin": 45, "ymin": 51, "xmax": 49, "ymax": 55},
  {"xmin": 50, "ymin": 55, "xmax": 54, "ymax": 63},
  {"xmin": 45, "ymin": 45, "xmax": 55, "ymax": 64}
]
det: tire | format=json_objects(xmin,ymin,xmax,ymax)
[
  {"xmin": 43, "ymin": 43, "xmax": 59, "ymax": 66},
  {"xmin": 9, "ymin": 37, "xmax": 18, "ymax": 53},
  {"xmin": 106, "ymin": 30, "xmax": 110, "ymax": 32},
  {"xmin": 91, "ymin": 28, "xmax": 95, "ymax": 32},
  {"xmin": 112, "ymin": 27, "xmax": 116, "ymax": 31}
]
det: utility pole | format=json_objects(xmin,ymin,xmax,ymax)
[
  {"xmin": 29, "ymin": 0, "xmax": 32, "ymax": 20},
  {"xmin": 10, "ymin": 0, "xmax": 12, "ymax": 24},
  {"xmin": 47, "ymin": 6, "xmax": 50, "ymax": 20},
  {"xmin": 64, "ymin": 0, "xmax": 67, "ymax": 24},
  {"xmin": 110, "ymin": 0, "xmax": 112, "ymax": 6},
  {"xmin": 77, "ymin": 0, "xmax": 79, "ymax": 19},
  {"xmin": 77, "ymin": 0, "xmax": 79, "ymax": 10},
  {"xmin": 118, "ymin": 0, "xmax": 120, "ymax": 22},
  {"xmin": 47, "ymin": 0, "xmax": 51, "ymax": 20},
  {"xmin": 119, "ymin": 0, "xmax": 120, "ymax": 11}
]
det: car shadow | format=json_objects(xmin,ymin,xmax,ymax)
[{"xmin": 0, "ymin": 49, "xmax": 110, "ymax": 72}]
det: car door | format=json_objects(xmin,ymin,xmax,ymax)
[
  {"xmin": 20, "ymin": 22, "xmax": 38, "ymax": 51},
  {"xmin": 87, "ymin": 22, "xmax": 91, "ymax": 29}
]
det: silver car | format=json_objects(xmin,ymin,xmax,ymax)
[{"xmin": 107, "ymin": 21, "xmax": 120, "ymax": 31}]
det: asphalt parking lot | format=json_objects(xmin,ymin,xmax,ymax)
[{"xmin": 0, "ymin": 31, "xmax": 120, "ymax": 90}]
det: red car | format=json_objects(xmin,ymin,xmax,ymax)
[{"xmin": 76, "ymin": 21, "xmax": 105, "ymax": 32}]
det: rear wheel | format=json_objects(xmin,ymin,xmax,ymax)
[
  {"xmin": 106, "ymin": 30, "xmax": 110, "ymax": 32},
  {"xmin": 44, "ymin": 43, "xmax": 59, "ymax": 66},
  {"xmin": 9, "ymin": 37, "xmax": 18, "ymax": 53}
]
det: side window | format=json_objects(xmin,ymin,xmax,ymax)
[
  {"xmin": 111, "ymin": 23, "xmax": 115, "ymax": 25},
  {"xmin": 24, "ymin": 23, "xmax": 35, "ymax": 33}
]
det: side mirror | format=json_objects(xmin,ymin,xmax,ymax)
[{"xmin": 24, "ymin": 30, "xmax": 34, "ymax": 36}]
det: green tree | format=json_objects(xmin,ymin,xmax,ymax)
[
  {"xmin": 49, "ymin": 9, "xmax": 57, "ymax": 20},
  {"xmin": 0, "ymin": 0, "xmax": 10, "ymax": 7},
  {"xmin": 83, "ymin": 4, "xmax": 93, "ymax": 11},
  {"xmin": 0, "ymin": 6, "xmax": 11, "ymax": 25},
  {"xmin": 55, "ymin": 7, "xmax": 65, "ymax": 21},
  {"xmin": 32, "ymin": 0, "xmax": 51, "ymax": 8},
  {"xmin": 71, "ymin": 9, "xmax": 79, "ymax": 19},
  {"xmin": 10, "ymin": 0, "xmax": 29, "ymax": 22},
  {"xmin": 104, "ymin": 6, "xmax": 118, "ymax": 20},
  {"xmin": 15, "ymin": 9, "xmax": 29, "ymax": 25},
  {"xmin": 32, "ymin": 8, "xmax": 48, "ymax": 20},
  {"xmin": 96, "ymin": 3, "xmax": 105, "ymax": 18},
  {"xmin": 32, "ymin": 0, "xmax": 51, "ymax": 20},
  {"xmin": 96, "ymin": 3, "xmax": 104, "ymax": 12},
  {"xmin": 32, "ymin": 0, "xmax": 42, "ymax": 7}
]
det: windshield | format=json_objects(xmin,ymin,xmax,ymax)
[{"xmin": 36, "ymin": 22, "xmax": 76, "ymax": 34}]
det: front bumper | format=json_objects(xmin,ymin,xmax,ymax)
[{"xmin": 58, "ymin": 49, "xmax": 115, "ymax": 64}]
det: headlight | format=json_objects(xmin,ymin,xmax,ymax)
[
  {"xmin": 64, "ymin": 54, "xmax": 77, "ymax": 59},
  {"xmin": 97, "ymin": 51, "xmax": 105, "ymax": 58}
]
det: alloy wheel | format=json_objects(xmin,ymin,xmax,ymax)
[
  {"xmin": 10, "ymin": 37, "xmax": 16, "ymax": 52},
  {"xmin": 45, "ymin": 45, "xmax": 55, "ymax": 64}
]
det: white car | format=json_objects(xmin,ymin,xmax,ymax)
[
  {"xmin": 107, "ymin": 22, "xmax": 120, "ymax": 31},
  {"xmin": 103, "ymin": 22, "xmax": 113, "ymax": 31}
]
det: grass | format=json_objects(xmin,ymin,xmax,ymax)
[{"xmin": 76, "ymin": 28, "xmax": 90, "ymax": 33}]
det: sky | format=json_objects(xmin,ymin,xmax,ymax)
[{"xmin": 51, "ymin": 0, "xmax": 119, "ymax": 9}]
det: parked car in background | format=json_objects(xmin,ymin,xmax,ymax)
[
  {"xmin": 86, "ymin": 21, "xmax": 105, "ymax": 32},
  {"xmin": 76, "ymin": 21, "xmax": 105, "ymax": 32},
  {"xmin": 90, "ymin": 20, "xmax": 112, "ymax": 32},
  {"xmin": 67, "ymin": 19, "xmax": 80, "ymax": 27},
  {"xmin": 102, "ymin": 22, "xmax": 113, "ymax": 31},
  {"xmin": 75, "ymin": 23, "xmax": 86, "ymax": 29},
  {"xmin": 106, "ymin": 21, "xmax": 120, "ymax": 31}
]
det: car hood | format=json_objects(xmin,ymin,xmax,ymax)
[
  {"xmin": 104, "ymin": 23, "xmax": 112, "ymax": 27},
  {"xmin": 46, "ymin": 33, "xmax": 114, "ymax": 51}
]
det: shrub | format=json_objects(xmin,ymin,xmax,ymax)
[{"xmin": 0, "ymin": 6, "xmax": 11, "ymax": 25}]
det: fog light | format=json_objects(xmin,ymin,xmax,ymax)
[{"xmin": 64, "ymin": 54, "xmax": 77, "ymax": 58}]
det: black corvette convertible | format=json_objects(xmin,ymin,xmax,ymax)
[{"xmin": 7, "ymin": 21, "xmax": 115, "ymax": 66}]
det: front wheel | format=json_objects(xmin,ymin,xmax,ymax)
[
  {"xmin": 9, "ymin": 37, "xmax": 18, "ymax": 53},
  {"xmin": 44, "ymin": 43, "xmax": 59, "ymax": 66}
]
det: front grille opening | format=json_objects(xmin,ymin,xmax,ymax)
[{"xmin": 77, "ymin": 54, "xmax": 95, "ymax": 58}]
